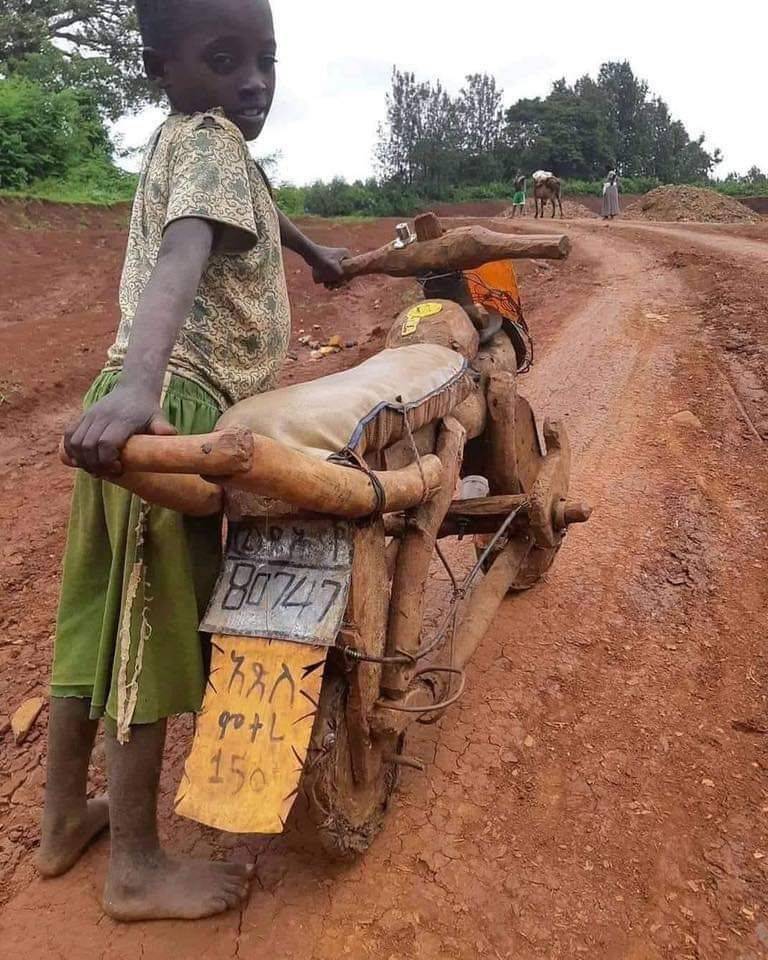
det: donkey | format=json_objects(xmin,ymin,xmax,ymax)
[{"xmin": 533, "ymin": 175, "xmax": 564, "ymax": 219}]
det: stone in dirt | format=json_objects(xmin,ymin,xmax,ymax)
[
  {"xmin": 669, "ymin": 410, "xmax": 704, "ymax": 430},
  {"xmin": 10, "ymin": 697, "xmax": 46, "ymax": 744}
]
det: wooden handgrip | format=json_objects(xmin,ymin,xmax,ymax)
[
  {"xmin": 60, "ymin": 427, "xmax": 254, "ymax": 476},
  {"xmin": 341, "ymin": 226, "xmax": 570, "ymax": 280}
]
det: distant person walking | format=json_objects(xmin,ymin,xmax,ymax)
[
  {"xmin": 602, "ymin": 170, "xmax": 620, "ymax": 219},
  {"xmin": 511, "ymin": 174, "xmax": 527, "ymax": 217}
]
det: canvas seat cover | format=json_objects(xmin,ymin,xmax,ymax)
[{"xmin": 217, "ymin": 343, "xmax": 471, "ymax": 462}]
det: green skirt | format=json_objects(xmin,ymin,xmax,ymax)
[{"xmin": 52, "ymin": 371, "xmax": 223, "ymax": 734}]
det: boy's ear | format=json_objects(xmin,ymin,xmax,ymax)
[{"xmin": 142, "ymin": 47, "xmax": 170, "ymax": 88}]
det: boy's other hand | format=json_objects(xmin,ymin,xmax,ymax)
[
  {"xmin": 310, "ymin": 245, "xmax": 349, "ymax": 287},
  {"xmin": 63, "ymin": 386, "xmax": 177, "ymax": 476}
]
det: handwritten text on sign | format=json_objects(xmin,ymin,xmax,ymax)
[
  {"xmin": 175, "ymin": 634, "xmax": 327, "ymax": 834},
  {"xmin": 202, "ymin": 518, "xmax": 353, "ymax": 645}
]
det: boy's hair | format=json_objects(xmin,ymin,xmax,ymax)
[{"xmin": 135, "ymin": 0, "xmax": 192, "ymax": 50}]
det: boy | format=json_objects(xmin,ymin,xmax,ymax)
[
  {"xmin": 510, "ymin": 174, "xmax": 526, "ymax": 217},
  {"xmin": 37, "ymin": 0, "xmax": 348, "ymax": 922}
]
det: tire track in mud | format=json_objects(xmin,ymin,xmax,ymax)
[{"xmin": 1, "ymin": 217, "xmax": 767, "ymax": 959}]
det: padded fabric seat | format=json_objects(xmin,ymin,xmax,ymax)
[{"xmin": 217, "ymin": 343, "xmax": 472, "ymax": 462}]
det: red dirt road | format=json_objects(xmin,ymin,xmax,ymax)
[{"xmin": 1, "ymin": 205, "xmax": 767, "ymax": 959}]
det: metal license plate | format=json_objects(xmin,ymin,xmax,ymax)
[{"xmin": 201, "ymin": 518, "xmax": 353, "ymax": 646}]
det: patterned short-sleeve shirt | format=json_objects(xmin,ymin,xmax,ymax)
[{"xmin": 107, "ymin": 109, "xmax": 291, "ymax": 409}]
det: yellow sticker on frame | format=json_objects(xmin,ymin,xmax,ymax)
[{"xmin": 402, "ymin": 301, "xmax": 443, "ymax": 336}]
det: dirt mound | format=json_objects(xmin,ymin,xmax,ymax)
[{"xmin": 625, "ymin": 185, "xmax": 759, "ymax": 224}]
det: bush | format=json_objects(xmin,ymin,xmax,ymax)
[
  {"xmin": 274, "ymin": 183, "xmax": 305, "ymax": 217},
  {"xmin": 0, "ymin": 76, "xmax": 137, "ymax": 202},
  {"xmin": 564, "ymin": 176, "xmax": 662, "ymax": 196},
  {"xmin": 0, "ymin": 78, "xmax": 85, "ymax": 188},
  {"xmin": 272, "ymin": 172, "xmax": 768, "ymax": 221}
]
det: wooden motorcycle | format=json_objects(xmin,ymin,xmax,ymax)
[{"xmin": 63, "ymin": 214, "xmax": 590, "ymax": 856}]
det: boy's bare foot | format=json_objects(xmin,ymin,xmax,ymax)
[
  {"xmin": 103, "ymin": 853, "xmax": 254, "ymax": 922},
  {"xmin": 37, "ymin": 796, "xmax": 110, "ymax": 877}
]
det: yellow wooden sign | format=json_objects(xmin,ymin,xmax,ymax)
[
  {"xmin": 401, "ymin": 300, "xmax": 443, "ymax": 336},
  {"xmin": 175, "ymin": 634, "xmax": 327, "ymax": 834}
]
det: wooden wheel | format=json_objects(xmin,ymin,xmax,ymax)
[
  {"xmin": 304, "ymin": 662, "xmax": 401, "ymax": 859},
  {"xmin": 497, "ymin": 538, "xmax": 562, "ymax": 591},
  {"xmin": 476, "ymin": 415, "xmax": 573, "ymax": 592}
]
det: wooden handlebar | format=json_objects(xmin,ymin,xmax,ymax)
[
  {"xmin": 60, "ymin": 427, "xmax": 444, "ymax": 519},
  {"xmin": 341, "ymin": 225, "xmax": 570, "ymax": 280},
  {"xmin": 59, "ymin": 427, "xmax": 255, "ymax": 476}
]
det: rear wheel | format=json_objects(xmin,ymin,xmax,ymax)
[{"xmin": 304, "ymin": 662, "xmax": 401, "ymax": 858}]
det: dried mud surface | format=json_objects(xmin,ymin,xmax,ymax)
[{"xmin": 1, "ymin": 204, "xmax": 767, "ymax": 959}]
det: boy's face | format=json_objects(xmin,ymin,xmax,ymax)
[{"xmin": 148, "ymin": 0, "xmax": 277, "ymax": 141}]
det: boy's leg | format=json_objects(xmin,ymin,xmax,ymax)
[
  {"xmin": 103, "ymin": 719, "xmax": 253, "ymax": 922},
  {"xmin": 37, "ymin": 697, "xmax": 109, "ymax": 877}
]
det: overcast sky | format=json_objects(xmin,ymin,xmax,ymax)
[{"xmin": 114, "ymin": 0, "xmax": 767, "ymax": 183}]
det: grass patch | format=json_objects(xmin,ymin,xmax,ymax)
[{"xmin": 0, "ymin": 160, "xmax": 138, "ymax": 205}]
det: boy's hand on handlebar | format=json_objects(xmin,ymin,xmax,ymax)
[
  {"xmin": 309, "ymin": 245, "xmax": 350, "ymax": 287},
  {"xmin": 63, "ymin": 386, "xmax": 177, "ymax": 476}
]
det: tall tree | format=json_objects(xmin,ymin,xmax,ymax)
[
  {"xmin": 375, "ymin": 68, "xmax": 462, "ymax": 193},
  {"xmin": 505, "ymin": 81, "xmax": 613, "ymax": 179},
  {"xmin": 0, "ymin": 1, "xmax": 148, "ymax": 119},
  {"xmin": 596, "ymin": 61, "xmax": 651, "ymax": 172},
  {"xmin": 374, "ymin": 68, "xmax": 427, "ymax": 185},
  {"xmin": 455, "ymin": 73, "xmax": 506, "ymax": 181}
]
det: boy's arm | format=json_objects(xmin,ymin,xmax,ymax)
[
  {"xmin": 64, "ymin": 217, "xmax": 215, "ymax": 475},
  {"xmin": 277, "ymin": 209, "xmax": 348, "ymax": 285}
]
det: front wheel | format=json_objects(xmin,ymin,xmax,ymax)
[
  {"xmin": 304, "ymin": 663, "xmax": 401, "ymax": 858},
  {"xmin": 476, "ymin": 534, "xmax": 562, "ymax": 591}
]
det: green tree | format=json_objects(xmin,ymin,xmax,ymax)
[
  {"xmin": 596, "ymin": 61, "xmax": 651, "ymax": 172},
  {"xmin": 505, "ymin": 81, "xmax": 613, "ymax": 179},
  {"xmin": 0, "ymin": 1, "xmax": 147, "ymax": 119},
  {"xmin": 744, "ymin": 165, "xmax": 767, "ymax": 185},
  {"xmin": 594, "ymin": 61, "xmax": 720, "ymax": 179},
  {"xmin": 503, "ymin": 62, "xmax": 720, "ymax": 182},
  {"xmin": 375, "ymin": 69, "xmax": 424, "ymax": 185},
  {"xmin": 455, "ymin": 73, "xmax": 506, "ymax": 182},
  {"xmin": 374, "ymin": 68, "xmax": 462, "ymax": 194}
]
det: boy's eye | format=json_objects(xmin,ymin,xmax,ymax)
[
  {"xmin": 260, "ymin": 55, "xmax": 278, "ymax": 69},
  {"xmin": 208, "ymin": 51, "xmax": 238, "ymax": 72}
]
